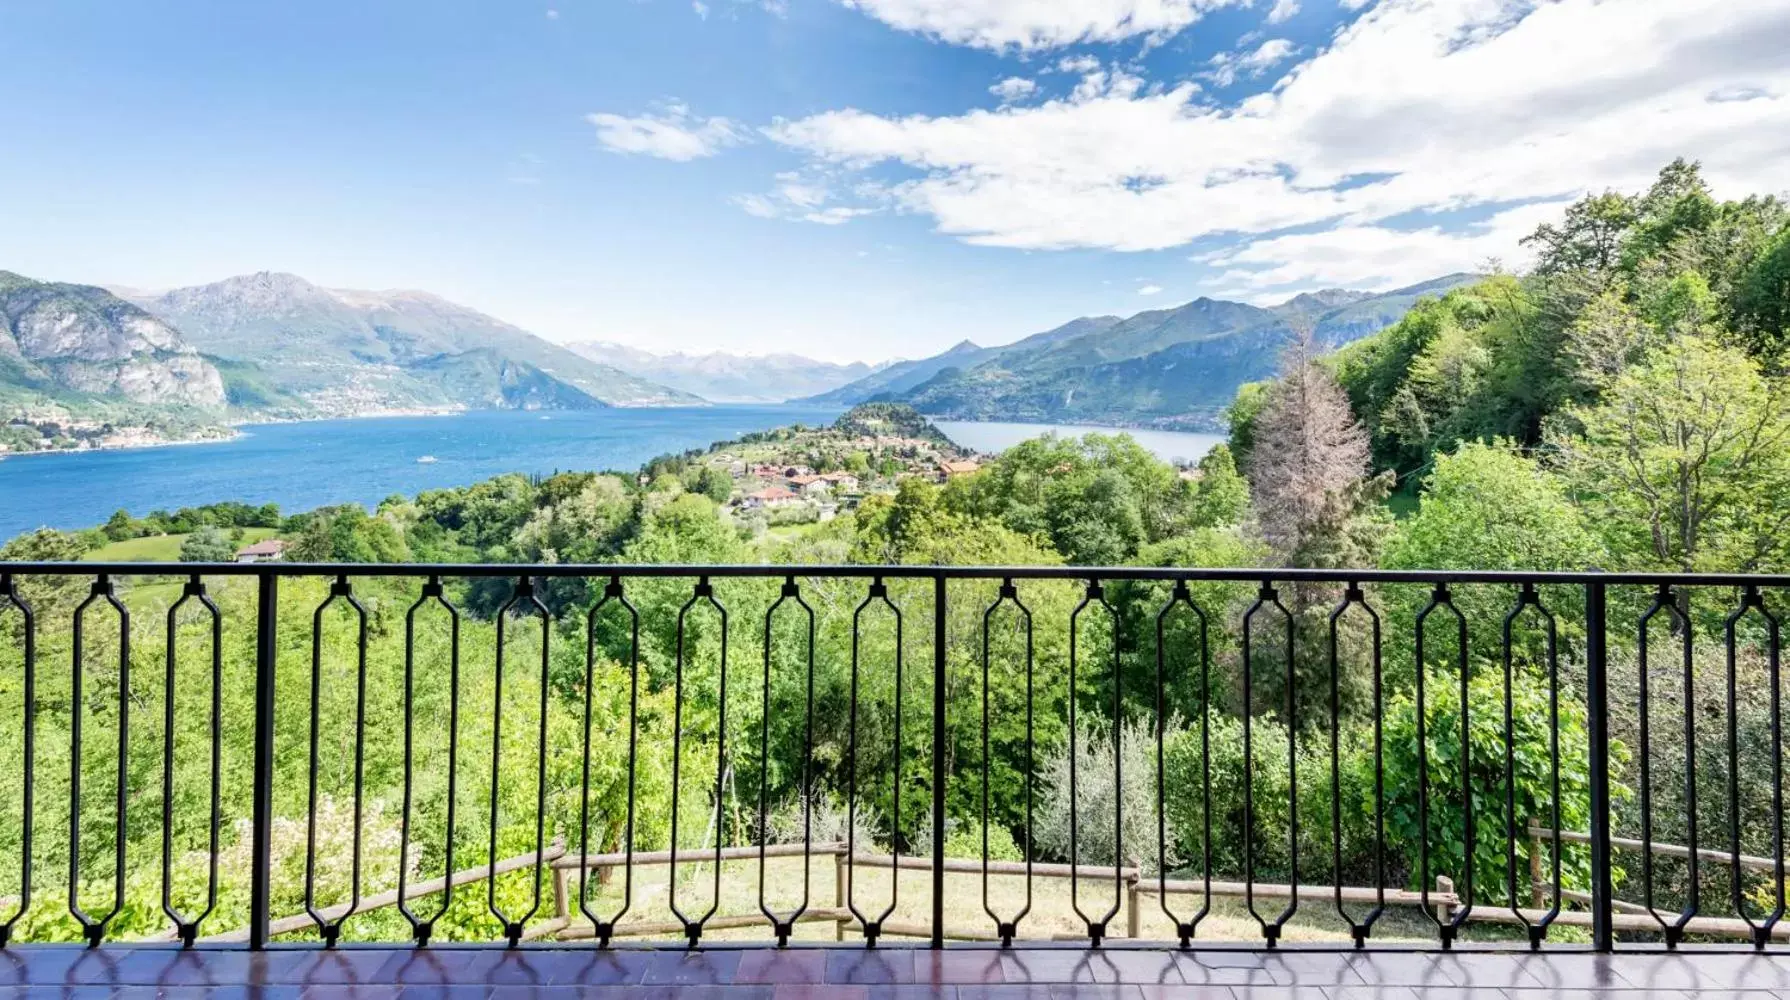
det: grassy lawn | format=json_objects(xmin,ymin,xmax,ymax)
[
  {"xmin": 548, "ymin": 853, "xmax": 1486, "ymax": 946},
  {"xmin": 85, "ymin": 526, "xmax": 277, "ymax": 562}
]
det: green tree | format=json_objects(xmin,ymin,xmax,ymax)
[
  {"xmin": 1550, "ymin": 336, "xmax": 1790, "ymax": 572},
  {"xmin": 1384, "ymin": 442, "xmax": 1598, "ymax": 573},
  {"xmin": 1380, "ymin": 665, "xmax": 1604, "ymax": 902},
  {"xmin": 103, "ymin": 509, "xmax": 137, "ymax": 542},
  {"xmin": 688, "ymin": 465, "xmax": 733, "ymax": 504},
  {"xmin": 944, "ymin": 432, "xmax": 1191, "ymax": 563},
  {"xmin": 1187, "ymin": 444, "xmax": 1249, "ymax": 528},
  {"xmin": 178, "ymin": 525, "xmax": 237, "ymax": 563},
  {"xmin": 1735, "ymin": 223, "xmax": 1790, "ymax": 356},
  {"xmin": 515, "ymin": 474, "xmax": 635, "ymax": 563},
  {"xmin": 1382, "ymin": 442, "xmax": 1599, "ymax": 672},
  {"xmin": 289, "ymin": 505, "xmax": 411, "ymax": 563}
]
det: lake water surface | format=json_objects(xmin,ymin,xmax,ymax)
[
  {"xmin": 0, "ymin": 409, "xmax": 1230, "ymax": 540},
  {"xmin": 0, "ymin": 406, "xmax": 840, "ymax": 538}
]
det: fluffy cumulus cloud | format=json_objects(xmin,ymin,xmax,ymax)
[
  {"xmin": 1265, "ymin": 0, "xmax": 1299, "ymax": 24},
  {"xmin": 837, "ymin": 0, "xmax": 1248, "ymax": 51},
  {"xmin": 1203, "ymin": 37, "xmax": 1299, "ymax": 87},
  {"xmin": 1199, "ymin": 201, "xmax": 1563, "ymax": 297},
  {"xmin": 763, "ymin": 0, "xmax": 1790, "ymax": 290},
  {"xmin": 586, "ymin": 102, "xmax": 747, "ymax": 160},
  {"xmin": 989, "ymin": 76, "xmax": 1038, "ymax": 104}
]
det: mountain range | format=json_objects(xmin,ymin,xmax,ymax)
[
  {"xmin": 1, "ymin": 270, "xmax": 226, "ymax": 410},
  {"xmin": 799, "ymin": 274, "xmax": 1480, "ymax": 428},
  {"xmin": 3, "ymin": 264, "xmax": 1479, "ymax": 453},
  {"xmin": 566, "ymin": 342, "xmax": 886, "ymax": 403},
  {"xmin": 120, "ymin": 272, "xmax": 696, "ymax": 416}
]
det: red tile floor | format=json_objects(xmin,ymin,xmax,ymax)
[{"xmin": 3, "ymin": 945, "xmax": 1790, "ymax": 999}]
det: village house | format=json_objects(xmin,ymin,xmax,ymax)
[
  {"xmin": 938, "ymin": 459, "xmax": 981, "ymax": 480},
  {"xmin": 787, "ymin": 474, "xmax": 832, "ymax": 496},
  {"xmin": 234, "ymin": 538, "xmax": 286, "ymax": 563},
  {"xmin": 741, "ymin": 486, "xmax": 803, "ymax": 509},
  {"xmin": 822, "ymin": 472, "xmax": 859, "ymax": 490}
]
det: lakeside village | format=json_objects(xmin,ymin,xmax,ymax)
[
  {"xmin": 38, "ymin": 404, "xmax": 1213, "ymax": 565},
  {"xmin": 51, "ymin": 405, "xmax": 1012, "ymax": 564},
  {"xmin": 692, "ymin": 420, "xmax": 984, "ymax": 531}
]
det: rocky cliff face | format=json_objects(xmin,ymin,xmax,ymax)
[{"xmin": 0, "ymin": 271, "xmax": 226, "ymax": 407}]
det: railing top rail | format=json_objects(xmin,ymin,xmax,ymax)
[{"xmin": 5, "ymin": 560, "xmax": 1790, "ymax": 587}]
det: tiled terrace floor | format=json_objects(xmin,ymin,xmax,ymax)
[{"xmin": 5, "ymin": 946, "xmax": 1790, "ymax": 999}]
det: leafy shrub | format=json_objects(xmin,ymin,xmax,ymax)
[
  {"xmin": 1381, "ymin": 662, "xmax": 1602, "ymax": 904},
  {"xmin": 1035, "ymin": 717, "xmax": 1176, "ymax": 874}
]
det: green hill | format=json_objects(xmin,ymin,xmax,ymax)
[
  {"xmin": 121, "ymin": 272, "xmax": 700, "ymax": 417},
  {"xmin": 804, "ymin": 274, "xmax": 1480, "ymax": 428}
]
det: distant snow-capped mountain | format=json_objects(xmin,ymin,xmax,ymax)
[{"xmin": 567, "ymin": 341, "xmax": 890, "ymax": 403}]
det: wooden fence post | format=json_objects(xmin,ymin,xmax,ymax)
[
  {"xmin": 1529, "ymin": 819, "xmax": 1545, "ymax": 909},
  {"xmin": 835, "ymin": 849, "xmax": 848, "ymax": 941},
  {"xmin": 1126, "ymin": 858, "xmax": 1141, "ymax": 939},
  {"xmin": 1435, "ymin": 875, "xmax": 1455, "ymax": 926},
  {"xmin": 550, "ymin": 836, "xmax": 571, "ymax": 928}
]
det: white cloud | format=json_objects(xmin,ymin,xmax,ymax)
[
  {"xmin": 545, "ymin": 8, "xmax": 559, "ymax": 19},
  {"xmin": 1138, "ymin": 283, "xmax": 1164, "ymax": 295},
  {"xmin": 989, "ymin": 77, "xmax": 1038, "ymax": 104},
  {"xmin": 736, "ymin": 170, "xmax": 879, "ymax": 225},
  {"xmin": 760, "ymin": 0, "xmax": 1790, "ymax": 287},
  {"xmin": 587, "ymin": 102, "xmax": 747, "ymax": 161},
  {"xmin": 1265, "ymin": 0, "xmax": 1299, "ymax": 23},
  {"xmin": 836, "ymin": 0, "xmax": 1249, "ymax": 51},
  {"xmin": 1056, "ymin": 54, "xmax": 1103, "ymax": 74},
  {"xmin": 1198, "ymin": 201, "xmax": 1560, "ymax": 297},
  {"xmin": 1203, "ymin": 37, "xmax": 1298, "ymax": 87},
  {"xmin": 693, "ymin": 1, "xmax": 710, "ymax": 17}
]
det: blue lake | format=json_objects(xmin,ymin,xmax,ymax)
[
  {"xmin": 0, "ymin": 408, "xmax": 1230, "ymax": 539},
  {"xmin": 0, "ymin": 406, "xmax": 840, "ymax": 538}
]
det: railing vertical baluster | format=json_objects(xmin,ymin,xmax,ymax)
[
  {"xmin": 581, "ymin": 576, "xmax": 638, "ymax": 947},
  {"xmin": 1157, "ymin": 581, "xmax": 1208, "ymax": 948},
  {"xmin": 306, "ymin": 575, "xmax": 368, "ymax": 946},
  {"xmin": 931, "ymin": 574, "xmax": 947, "ymax": 950},
  {"xmin": 0, "ymin": 574, "xmax": 35, "ymax": 949},
  {"xmin": 70, "ymin": 575, "xmax": 129, "ymax": 947},
  {"xmin": 1585, "ymin": 580, "xmax": 1614, "ymax": 953},
  {"xmin": 757, "ymin": 577, "xmax": 815, "ymax": 946},
  {"xmin": 249, "ymin": 571, "xmax": 277, "ymax": 951},
  {"xmin": 162, "ymin": 576, "xmax": 222, "ymax": 946},
  {"xmin": 851, "ymin": 577, "xmax": 903, "ymax": 946}
]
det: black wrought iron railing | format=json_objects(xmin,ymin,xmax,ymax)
[{"xmin": 0, "ymin": 562, "xmax": 1786, "ymax": 952}]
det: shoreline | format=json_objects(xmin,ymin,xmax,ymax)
[
  {"xmin": 1, "ymin": 407, "xmax": 1220, "ymax": 463},
  {"xmin": 0, "ymin": 428, "xmax": 243, "ymax": 460},
  {"xmin": 3, "ymin": 402, "xmax": 736, "ymax": 459}
]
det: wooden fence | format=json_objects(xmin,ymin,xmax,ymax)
[{"xmin": 167, "ymin": 825, "xmax": 1789, "ymax": 945}]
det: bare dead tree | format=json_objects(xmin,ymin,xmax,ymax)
[
  {"xmin": 1245, "ymin": 328, "xmax": 1381, "ymax": 568},
  {"xmin": 1241, "ymin": 328, "xmax": 1390, "ymax": 723}
]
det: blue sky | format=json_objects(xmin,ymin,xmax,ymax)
[{"xmin": 1, "ymin": 0, "xmax": 1785, "ymax": 362}]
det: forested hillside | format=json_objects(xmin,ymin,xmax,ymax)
[
  {"xmin": 2, "ymin": 161, "xmax": 1788, "ymax": 946},
  {"xmin": 1230, "ymin": 160, "xmax": 1790, "ymax": 575},
  {"xmin": 804, "ymin": 276, "xmax": 1478, "ymax": 428}
]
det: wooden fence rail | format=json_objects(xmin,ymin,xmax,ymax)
[{"xmin": 163, "ymin": 827, "xmax": 1790, "ymax": 946}]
